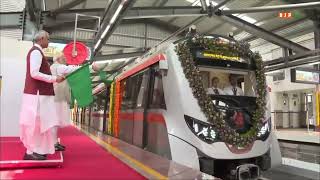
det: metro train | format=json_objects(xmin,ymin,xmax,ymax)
[{"xmin": 75, "ymin": 35, "xmax": 281, "ymax": 179}]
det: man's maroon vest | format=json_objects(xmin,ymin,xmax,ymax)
[{"xmin": 23, "ymin": 46, "xmax": 55, "ymax": 96}]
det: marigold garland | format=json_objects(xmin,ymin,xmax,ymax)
[
  {"xmin": 113, "ymin": 81, "xmax": 121, "ymax": 137},
  {"xmin": 175, "ymin": 36, "xmax": 266, "ymax": 147},
  {"xmin": 108, "ymin": 82, "xmax": 115, "ymax": 135}
]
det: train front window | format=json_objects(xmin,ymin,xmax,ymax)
[
  {"xmin": 199, "ymin": 68, "xmax": 258, "ymax": 134},
  {"xmin": 199, "ymin": 68, "xmax": 257, "ymax": 97}
]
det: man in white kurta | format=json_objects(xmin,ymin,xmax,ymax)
[
  {"xmin": 50, "ymin": 54, "xmax": 102, "ymax": 151},
  {"xmin": 20, "ymin": 31, "xmax": 64, "ymax": 160},
  {"xmin": 50, "ymin": 54, "xmax": 78, "ymax": 151}
]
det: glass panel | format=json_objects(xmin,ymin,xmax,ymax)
[
  {"xmin": 150, "ymin": 67, "xmax": 166, "ymax": 109},
  {"xmin": 201, "ymin": 67, "xmax": 257, "ymax": 97},
  {"xmin": 198, "ymin": 67, "xmax": 258, "ymax": 133},
  {"xmin": 136, "ymin": 70, "xmax": 150, "ymax": 108},
  {"xmin": 121, "ymin": 73, "xmax": 144, "ymax": 110}
]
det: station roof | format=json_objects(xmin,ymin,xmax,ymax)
[
  {"xmin": 37, "ymin": 0, "xmax": 318, "ymax": 55},
  {"xmin": 3, "ymin": 0, "xmax": 318, "ymax": 88}
]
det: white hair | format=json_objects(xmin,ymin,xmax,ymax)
[{"xmin": 34, "ymin": 30, "xmax": 49, "ymax": 42}]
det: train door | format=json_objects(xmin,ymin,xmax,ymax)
[
  {"xmin": 119, "ymin": 71, "xmax": 146, "ymax": 145},
  {"xmin": 304, "ymin": 93, "xmax": 315, "ymax": 129},
  {"xmin": 145, "ymin": 65, "xmax": 171, "ymax": 159},
  {"xmin": 133, "ymin": 70, "xmax": 151, "ymax": 148}
]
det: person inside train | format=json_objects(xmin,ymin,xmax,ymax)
[
  {"xmin": 223, "ymin": 74, "xmax": 244, "ymax": 96},
  {"xmin": 207, "ymin": 77, "xmax": 224, "ymax": 95}
]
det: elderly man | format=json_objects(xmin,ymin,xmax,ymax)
[
  {"xmin": 51, "ymin": 54, "xmax": 103, "ymax": 151},
  {"xmin": 19, "ymin": 30, "xmax": 64, "ymax": 160},
  {"xmin": 50, "ymin": 54, "xmax": 78, "ymax": 151}
]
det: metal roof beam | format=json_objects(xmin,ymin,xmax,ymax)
[
  {"xmin": 123, "ymin": 6, "xmax": 205, "ymax": 19},
  {"xmin": 43, "ymin": 8, "xmax": 104, "ymax": 14},
  {"xmin": 158, "ymin": 16, "xmax": 204, "ymax": 45},
  {"xmin": 93, "ymin": 0, "xmax": 137, "ymax": 54},
  {"xmin": 264, "ymin": 49, "xmax": 320, "ymax": 66},
  {"xmin": 26, "ymin": 0, "xmax": 36, "ymax": 22},
  {"xmin": 217, "ymin": 14, "xmax": 310, "ymax": 53},
  {"xmin": 221, "ymin": 2, "xmax": 320, "ymax": 15},
  {"xmin": 100, "ymin": 0, "xmax": 114, "ymax": 24},
  {"xmin": 265, "ymin": 54, "xmax": 320, "ymax": 72},
  {"xmin": 199, "ymin": 0, "xmax": 208, "ymax": 12},
  {"xmin": 50, "ymin": 0, "xmax": 87, "ymax": 15},
  {"xmin": 152, "ymin": 0, "xmax": 168, "ymax": 7},
  {"xmin": 121, "ymin": 18, "xmax": 180, "ymax": 32},
  {"xmin": 94, "ymin": 48, "xmax": 146, "ymax": 60},
  {"xmin": 43, "ymin": 18, "xmax": 98, "ymax": 31},
  {"xmin": 240, "ymin": 17, "xmax": 309, "ymax": 42}
]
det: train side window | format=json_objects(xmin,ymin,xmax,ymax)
[
  {"xmin": 136, "ymin": 70, "xmax": 150, "ymax": 108},
  {"xmin": 120, "ymin": 80, "xmax": 128, "ymax": 110},
  {"xmin": 121, "ymin": 77, "xmax": 137, "ymax": 110},
  {"xmin": 150, "ymin": 67, "xmax": 166, "ymax": 109}
]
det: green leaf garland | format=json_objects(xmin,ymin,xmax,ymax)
[{"xmin": 175, "ymin": 36, "xmax": 266, "ymax": 147}]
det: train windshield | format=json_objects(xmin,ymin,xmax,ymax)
[
  {"xmin": 199, "ymin": 67, "xmax": 258, "ymax": 133},
  {"xmin": 199, "ymin": 68, "xmax": 257, "ymax": 97}
]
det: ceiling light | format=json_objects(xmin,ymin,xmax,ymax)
[
  {"xmin": 94, "ymin": 39, "xmax": 101, "ymax": 50},
  {"xmin": 101, "ymin": 25, "xmax": 111, "ymax": 39},
  {"xmin": 308, "ymin": 62, "xmax": 320, "ymax": 66},
  {"xmin": 110, "ymin": 4, "xmax": 124, "ymax": 24},
  {"xmin": 94, "ymin": 58, "xmax": 127, "ymax": 64}
]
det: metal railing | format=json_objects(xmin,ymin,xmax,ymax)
[{"xmin": 271, "ymin": 111, "xmax": 315, "ymax": 131}]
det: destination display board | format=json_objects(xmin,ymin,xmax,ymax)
[
  {"xmin": 291, "ymin": 68, "xmax": 320, "ymax": 84},
  {"xmin": 196, "ymin": 51, "xmax": 240, "ymax": 62}
]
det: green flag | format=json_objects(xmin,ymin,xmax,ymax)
[{"xmin": 66, "ymin": 63, "xmax": 93, "ymax": 107}]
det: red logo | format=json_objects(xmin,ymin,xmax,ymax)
[
  {"xmin": 278, "ymin": 12, "xmax": 292, "ymax": 19},
  {"xmin": 233, "ymin": 111, "xmax": 244, "ymax": 129}
]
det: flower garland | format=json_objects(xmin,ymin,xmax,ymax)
[
  {"xmin": 108, "ymin": 82, "xmax": 115, "ymax": 135},
  {"xmin": 113, "ymin": 81, "xmax": 121, "ymax": 137},
  {"xmin": 175, "ymin": 36, "xmax": 266, "ymax": 147}
]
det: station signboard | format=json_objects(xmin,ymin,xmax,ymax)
[{"xmin": 291, "ymin": 68, "xmax": 320, "ymax": 84}]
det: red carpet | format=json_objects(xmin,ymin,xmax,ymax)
[
  {"xmin": 0, "ymin": 137, "xmax": 61, "ymax": 161},
  {"xmin": 0, "ymin": 126, "xmax": 145, "ymax": 180},
  {"xmin": 0, "ymin": 137, "xmax": 62, "ymax": 169}
]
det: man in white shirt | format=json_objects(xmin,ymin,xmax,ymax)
[
  {"xmin": 207, "ymin": 77, "xmax": 224, "ymax": 95},
  {"xmin": 223, "ymin": 74, "xmax": 244, "ymax": 96},
  {"xmin": 20, "ymin": 30, "xmax": 64, "ymax": 160},
  {"xmin": 51, "ymin": 55, "xmax": 102, "ymax": 151},
  {"xmin": 50, "ymin": 54, "xmax": 78, "ymax": 152}
]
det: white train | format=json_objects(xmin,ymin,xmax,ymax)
[{"xmin": 80, "ymin": 35, "xmax": 282, "ymax": 179}]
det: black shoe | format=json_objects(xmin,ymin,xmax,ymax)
[
  {"xmin": 23, "ymin": 153, "xmax": 46, "ymax": 160},
  {"xmin": 55, "ymin": 143, "xmax": 65, "ymax": 151},
  {"xmin": 56, "ymin": 143, "xmax": 65, "ymax": 149},
  {"xmin": 34, "ymin": 153, "xmax": 47, "ymax": 158}
]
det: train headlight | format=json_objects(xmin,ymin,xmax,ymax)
[
  {"xmin": 185, "ymin": 115, "xmax": 217, "ymax": 144},
  {"xmin": 257, "ymin": 118, "xmax": 271, "ymax": 141}
]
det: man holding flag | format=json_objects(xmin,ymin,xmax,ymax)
[{"xmin": 20, "ymin": 30, "xmax": 64, "ymax": 160}]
